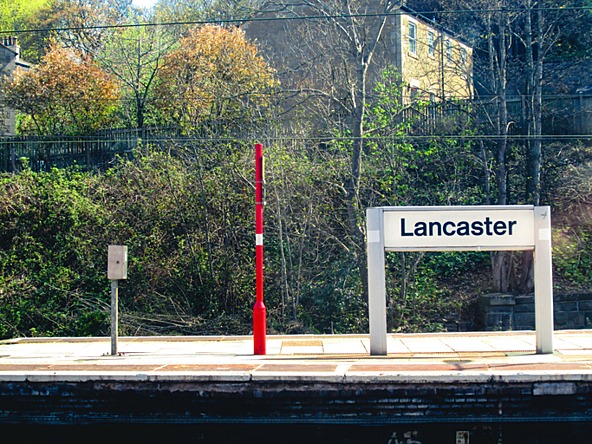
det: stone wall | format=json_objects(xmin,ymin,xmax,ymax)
[{"xmin": 478, "ymin": 292, "xmax": 592, "ymax": 331}]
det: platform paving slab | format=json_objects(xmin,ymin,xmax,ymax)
[{"xmin": 0, "ymin": 330, "xmax": 591, "ymax": 379}]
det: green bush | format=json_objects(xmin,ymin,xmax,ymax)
[{"xmin": 0, "ymin": 166, "xmax": 108, "ymax": 338}]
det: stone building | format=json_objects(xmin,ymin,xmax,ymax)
[
  {"xmin": 243, "ymin": 3, "xmax": 473, "ymax": 106},
  {"xmin": 391, "ymin": 8, "xmax": 473, "ymax": 103},
  {"xmin": 0, "ymin": 37, "xmax": 30, "ymax": 135}
]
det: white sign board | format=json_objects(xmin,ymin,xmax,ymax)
[
  {"xmin": 382, "ymin": 206, "xmax": 536, "ymax": 251},
  {"xmin": 366, "ymin": 206, "xmax": 554, "ymax": 356}
]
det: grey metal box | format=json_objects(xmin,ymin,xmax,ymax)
[{"xmin": 107, "ymin": 245, "xmax": 128, "ymax": 280}]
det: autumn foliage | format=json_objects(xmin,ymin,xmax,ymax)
[
  {"xmin": 3, "ymin": 43, "xmax": 120, "ymax": 135},
  {"xmin": 153, "ymin": 25, "xmax": 278, "ymax": 133}
]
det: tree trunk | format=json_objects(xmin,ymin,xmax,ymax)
[
  {"xmin": 347, "ymin": 53, "xmax": 369, "ymax": 303},
  {"xmin": 345, "ymin": 10, "xmax": 391, "ymax": 303},
  {"xmin": 489, "ymin": 6, "xmax": 513, "ymax": 292},
  {"xmin": 521, "ymin": 0, "xmax": 544, "ymax": 293}
]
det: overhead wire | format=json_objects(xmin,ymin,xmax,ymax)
[{"xmin": 1, "ymin": 4, "xmax": 592, "ymax": 35}]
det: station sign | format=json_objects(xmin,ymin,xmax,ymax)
[
  {"xmin": 366, "ymin": 205, "xmax": 554, "ymax": 357},
  {"xmin": 382, "ymin": 206, "xmax": 535, "ymax": 251}
]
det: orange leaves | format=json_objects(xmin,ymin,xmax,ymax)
[
  {"xmin": 3, "ymin": 25, "xmax": 277, "ymax": 135},
  {"xmin": 3, "ymin": 43, "xmax": 120, "ymax": 135},
  {"xmin": 154, "ymin": 25, "xmax": 278, "ymax": 131}
]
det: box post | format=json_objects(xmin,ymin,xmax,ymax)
[
  {"xmin": 107, "ymin": 245, "xmax": 128, "ymax": 356},
  {"xmin": 110, "ymin": 280, "xmax": 119, "ymax": 356}
]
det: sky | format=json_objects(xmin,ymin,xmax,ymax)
[{"xmin": 131, "ymin": 0, "xmax": 158, "ymax": 9}]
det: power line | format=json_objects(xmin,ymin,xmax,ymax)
[
  {"xmin": 1, "ymin": 134, "xmax": 591, "ymax": 143},
  {"xmin": 1, "ymin": 5, "xmax": 591, "ymax": 35}
]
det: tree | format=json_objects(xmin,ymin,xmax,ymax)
[
  {"xmin": 152, "ymin": 24, "xmax": 278, "ymax": 135},
  {"xmin": 0, "ymin": 0, "xmax": 48, "ymax": 31},
  {"xmin": 43, "ymin": 0, "xmax": 133, "ymax": 56},
  {"xmin": 155, "ymin": 0, "xmax": 255, "ymax": 25},
  {"xmin": 95, "ymin": 20, "xmax": 176, "ymax": 128},
  {"xmin": 248, "ymin": 0, "xmax": 401, "ymax": 303},
  {"xmin": 24, "ymin": 0, "xmax": 175, "ymax": 129},
  {"xmin": 0, "ymin": 0, "xmax": 50, "ymax": 62},
  {"xmin": 2, "ymin": 43, "xmax": 120, "ymax": 135},
  {"xmin": 439, "ymin": 0, "xmax": 588, "ymax": 292},
  {"xmin": 363, "ymin": 68, "xmax": 485, "ymax": 332},
  {"xmin": 457, "ymin": 0, "xmax": 519, "ymax": 292}
]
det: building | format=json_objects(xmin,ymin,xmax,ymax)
[
  {"xmin": 391, "ymin": 8, "xmax": 473, "ymax": 103},
  {"xmin": 0, "ymin": 37, "xmax": 30, "ymax": 135},
  {"xmin": 243, "ymin": 3, "xmax": 473, "ymax": 107}
]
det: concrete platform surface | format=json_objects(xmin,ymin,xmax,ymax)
[{"xmin": 1, "ymin": 329, "xmax": 592, "ymax": 382}]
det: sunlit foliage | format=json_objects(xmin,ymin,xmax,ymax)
[
  {"xmin": 3, "ymin": 43, "xmax": 120, "ymax": 135},
  {"xmin": 153, "ymin": 25, "xmax": 278, "ymax": 134}
]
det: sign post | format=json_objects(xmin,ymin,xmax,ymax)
[
  {"xmin": 533, "ymin": 206, "xmax": 553, "ymax": 354},
  {"xmin": 366, "ymin": 206, "xmax": 554, "ymax": 355},
  {"xmin": 253, "ymin": 143, "xmax": 267, "ymax": 355}
]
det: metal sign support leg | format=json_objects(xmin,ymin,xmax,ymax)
[
  {"xmin": 534, "ymin": 206, "xmax": 554, "ymax": 354},
  {"xmin": 367, "ymin": 208, "xmax": 387, "ymax": 356}
]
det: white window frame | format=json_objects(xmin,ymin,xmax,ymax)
[
  {"xmin": 408, "ymin": 21, "xmax": 417, "ymax": 56},
  {"xmin": 446, "ymin": 39, "xmax": 452, "ymax": 63},
  {"xmin": 427, "ymin": 30, "xmax": 435, "ymax": 57}
]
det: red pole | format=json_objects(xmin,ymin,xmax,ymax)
[{"xmin": 253, "ymin": 143, "xmax": 266, "ymax": 355}]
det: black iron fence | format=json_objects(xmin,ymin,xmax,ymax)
[
  {"xmin": 399, "ymin": 93, "xmax": 592, "ymax": 136},
  {"xmin": 0, "ymin": 94, "xmax": 590, "ymax": 173},
  {"xmin": 0, "ymin": 127, "xmax": 185, "ymax": 173}
]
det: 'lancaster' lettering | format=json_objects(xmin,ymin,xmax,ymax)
[{"xmin": 401, "ymin": 217, "xmax": 517, "ymax": 237}]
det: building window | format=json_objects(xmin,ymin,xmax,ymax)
[
  {"xmin": 460, "ymin": 47, "xmax": 467, "ymax": 66},
  {"xmin": 408, "ymin": 22, "xmax": 417, "ymax": 55},
  {"xmin": 446, "ymin": 39, "xmax": 452, "ymax": 63},
  {"xmin": 428, "ymin": 31, "xmax": 435, "ymax": 57}
]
